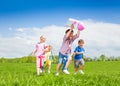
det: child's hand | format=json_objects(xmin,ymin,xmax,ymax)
[
  {"xmin": 71, "ymin": 24, "xmax": 74, "ymax": 29},
  {"xmin": 31, "ymin": 52, "xmax": 35, "ymax": 56},
  {"xmin": 43, "ymin": 48, "xmax": 48, "ymax": 52},
  {"xmin": 81, "ymin": 51, "xmax": 84, "ymax": 54},
  {"xmin": 75, "ymin": 52, "xmax": 81, "ymax": 54}
]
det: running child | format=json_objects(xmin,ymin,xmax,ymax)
[
  {"xmin": 32, "ymin": 35, "xmax": 47, "ymax": 75},
  {"xmin": 74, "ymin": 39, "xmax": 85, "ymax": 75},
  {"xmin": 44, "ymin": 45, "xmax": 53, "ymax": 73},
  {"xmin": 56, "ymin": 24, "xmax": 80, "ymax": 76}
]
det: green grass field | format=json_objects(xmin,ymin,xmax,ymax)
[{"xmin": 0, "ymin": 61, "xmax": 120, "ymax": 86}]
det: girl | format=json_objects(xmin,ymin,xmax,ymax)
[
  {"xmin": 32, "ymin": 35, "xmax": 47, "ymax": 75},
  {"xmin": 44, "ymin": 45, "xmax": 53, "ymax": 73}
]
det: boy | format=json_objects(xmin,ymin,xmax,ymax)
[
  {"xmin": 56, "ymin": 24, "xmax": 80, "ymax": 76},
  {"xmin": 74, "ymin": 39, "xmax": 85, "ymax": 75}
]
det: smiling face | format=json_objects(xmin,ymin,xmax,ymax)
[
  {"xmin": 78, "ymin": 39, "xmax": 84, "ymax": 47},
  {"xmin": 69, "ymin": 32, "xmax": 74, "ymax": 39},
  {"xmin": 40, "ymin": 35, "xmax": 46, "ymax": 43},
  {"xmin": 48, "ymin": 45, "xmax": 52, "ymax": 51},
  {"xmin": 65, "ymin": 29, "xmax": 74, "ymax": 39}
]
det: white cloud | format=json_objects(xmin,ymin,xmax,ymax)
[
  {"xmin": 16, "ymin": 28, "xmax": 26, "ymax": 32},
  {"xmin": 0, "ymin": 20, "xmax": 120, "ymax": 58}
]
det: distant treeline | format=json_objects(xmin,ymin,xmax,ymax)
[
  {"xmin": 0, "ymin": 54, "xmax": 120, "ymax": 63},
  {"xmin": 84, "ymin": 54, "xmax": 120, "ymax": 62},
  {"xmin": 0, "ymin": 56, "xmax": 58, "ymax": 63}
]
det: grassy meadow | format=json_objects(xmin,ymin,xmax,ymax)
[{"xmin": 0, "ymin": 61, "xmax": 120, "ymax": 86}]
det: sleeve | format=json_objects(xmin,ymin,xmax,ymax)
[
  {"xmin": 63, "ymin": 35, "xmax": 67, "ymax": 42},
  {"xmin": 36, "ymin": 44, "xmax": 38, "ymax": 49},
  {"xmin": 72, "ymin": 34, "xmax": 79, "ymax": 41}
]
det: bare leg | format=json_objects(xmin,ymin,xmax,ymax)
[
  {"xmin": 37, "ymin": 68, "xmax": 40, "ymax": 75},
  {"xmin": 48, "ymin": 65, "xmax": 51, "ymax": 73},
  {"xmin": 48, "ymin": 61, "xmax": 51, "ymax": 73},
  {"xmin": 79, "ymin": 65, "xmax": 84, "ymax": 74},
  {"xmin": 80, "ymin": 65, "xmax": 83, "ymax": 70},
  {"xmin": 56, "ymin": 64, "xmax": 62, "ymax": 73},
  {"xmin": 48, "ymin": 65, "xmax": 50, "ymax": 71},
  {"xmin": 74, "ymin": 68, "xmax": 78, "ymax": 73}
]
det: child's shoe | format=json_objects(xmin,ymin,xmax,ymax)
[
  {"xmin": 63, "ymin": 69, "xmax": 70, "ymax": 74},
  {"xmin": 40, "ymin": 69, "xmax": 42, "ymax": 73},
  {"xmin": 79, "ymin": 70, "xmax": 84, "ymax": 74}
]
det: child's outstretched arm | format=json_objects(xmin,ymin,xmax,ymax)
[
  {"xmin": 43, "ymin": 48, "xmax": 49, "ymax": 52},
  {"xmin": 75, "ymin": 51, "xmax": 84, "ymax": 55},
  {"xmin": 43, "ymin": 46, "xmax": 50, "ymax": 53},
  {"xmin": 76, "ymin": 30, "xmax": 80, "ymax": 37},
  {"xmin": 32, "ymin": 49, "xmax": 37, "ymax": 56},
  {"xmin": 72, "ymin": 27, "xmax": 80, "ymax": 41}
]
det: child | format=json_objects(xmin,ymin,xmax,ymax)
[
  {"xmin": 56, "ymin": 24, "xmax": 80, "ymax": 76},
  {"xmin": 32, "ymin": 35, "xmax": 47, "ymax": 75},
  {"xmin": 74, "ymin": 39, "xmax": 85, "ymax": 75},
  {"xmin": 44, "ymin": 45, "xmax": 52, "ymax": 73}
]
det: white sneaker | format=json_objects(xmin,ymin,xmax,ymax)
[
  {"xmin": 40, "ymin": 69, "xmax": 42, "ymax": 73},
  {"xmin": 48, "ymin": 70, "xmax": 50, "ymax": 74},
  {"xmin": 63, "ymin": 69, "xmax": 70, "ymax": 74},
  {"xmin": 79, "ymin": 70, "xmax": 84, "ymax": 74},
  {"xmin": 55, "ymin": 72, "xmax": 59, "ymax": 76}
]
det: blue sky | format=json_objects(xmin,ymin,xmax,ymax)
[
  {"xmin": 0, "ymin": 0, "xmax": 120, "ymax": 37},
  {"xmin": 0, "ymin": 0, "xmax": 120, "ymax": 58}
]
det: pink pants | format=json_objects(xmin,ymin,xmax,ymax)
[{"xmin": 36, "ymin": 55, "xmax": 44, "ymax": 68}]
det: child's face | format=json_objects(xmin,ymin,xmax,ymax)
[
  {"xmin": 68, "ymin": 32, "xmax": 73, "ymax": 39},
  {"xmin": 46, "ymin": 45, "xmax": 52, "ymax": 52},
  {"xmin": 48, "ymin": 46, "xmax": 52, "ymax": 50},
  {"xmin": 40, "ymin": 36, "xmax": 46, "ymax": 42},
  {"xmin": 78, "ymin": 42, "xmax": 84, "ymax": 47}
]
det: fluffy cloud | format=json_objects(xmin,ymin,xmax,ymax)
[
  {"xmin": 16, "ymin": 28, "xmax": 26, "ymax": 32},
  {"xmin": 0, "ymin": 20, "xmax": 120, "ymax": 58}
]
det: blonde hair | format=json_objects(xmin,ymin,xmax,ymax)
[{"xmin": 40, "ymin": 35, "xmax": 46, "ymax": 39}]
